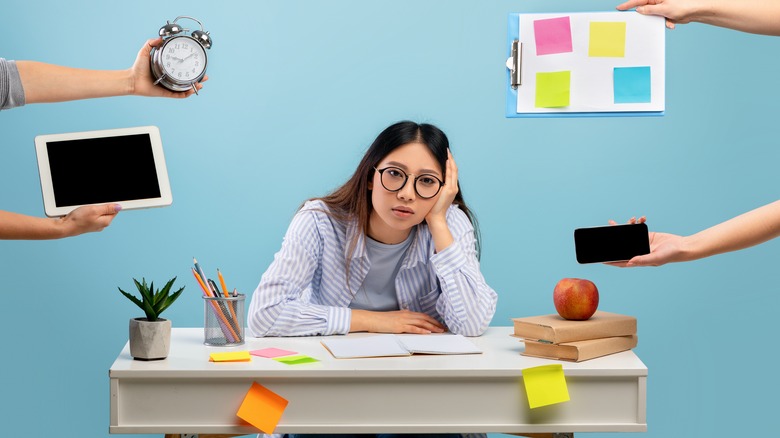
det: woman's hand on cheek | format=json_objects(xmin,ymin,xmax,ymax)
[{"xmin": 425, "ymin": 149, "xmax": 459, "ymax": 226}]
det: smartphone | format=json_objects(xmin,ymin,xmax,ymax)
[{"xmin": 574, "ymin": 223, "xmax": 650, "ymax": 264}]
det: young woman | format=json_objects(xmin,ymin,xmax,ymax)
[{"xmin": 247, "ymin": 121, "xmax": 497, "ymax": 339}]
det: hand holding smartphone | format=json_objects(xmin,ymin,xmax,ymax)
[{"xmin": 574, "ymin": 223, "xmax": 650, "ymax": 264}]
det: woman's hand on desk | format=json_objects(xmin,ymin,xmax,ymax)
[{"xmin": 350, "ymin": 309, "xmax": 446, "ymax": 334}]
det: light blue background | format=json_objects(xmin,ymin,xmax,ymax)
[{"xmin": 2, "ymin": 0, "xmax": 778, "ymax": 437}]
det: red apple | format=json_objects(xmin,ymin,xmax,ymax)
[{"xmin": 553, "ymin": 278, "xmax": 599, "ymax": 320}]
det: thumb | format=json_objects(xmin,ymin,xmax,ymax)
[{"xmin": 105, "ymin": 204, "xmax": 122, "ymax": 216}]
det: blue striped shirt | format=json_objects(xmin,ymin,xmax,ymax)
[{"xmin": 247, "ymin": 199, "xmax": 497, "ymax": 337}]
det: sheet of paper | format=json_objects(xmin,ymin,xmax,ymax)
[
  {"xmin": 395, "ymin": 333, "xmax": 482, "ymax": 354},
  {"xmin": 515, "ymin": 11, "xmax": 665, "ymax": 114},
  {"xmin": 521, "ymin": 364, "xmax": 570, "ymax": 409},
  {"xmin": 321, "ymin": 334, "xmax": 409, "ymax": 358},
  {"xmin": 236, "ymin": 382, "xmax": 289, "ymax": 433}
]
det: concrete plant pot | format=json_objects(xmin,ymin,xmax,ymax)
[{"xmin": 129, "ymin": 318, "xmax": 171, "ymax": 360}]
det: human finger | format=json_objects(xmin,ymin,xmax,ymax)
[
  {"xmin": 616, "ymin": 0, "xmax": 652, "ymax": 12},
  {"xmin": 404, "ymin": 310, "xmax": 445, "ymax": 330}
]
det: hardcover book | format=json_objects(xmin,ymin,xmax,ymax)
[
  {"xmin": 521, "ymin": 334, "xmax": 638, "ymax": 362},
  {"xmin": 511, "ymin": 311, "xmax": 636, "ymax": 344}
]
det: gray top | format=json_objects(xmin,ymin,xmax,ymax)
[
  {"xmin": 349, "ymin": 228, "xmax": 416, "ymax": 311},
  {"xmin": 0, "ymin": 58, "xmax": 25, "ymax": 110}
]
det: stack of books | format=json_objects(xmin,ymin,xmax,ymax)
[{"xmin": 511, "ymin": 311, "xmax": 637, "ymax": 362}]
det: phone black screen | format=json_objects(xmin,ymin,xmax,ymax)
[{"xmin": 574, "ymin": 223, "xmax": 650, "ymax": 264}]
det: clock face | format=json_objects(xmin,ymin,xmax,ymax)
[{"xmin": 159, "ymin": 36, "xmax": 207, "ymax": 83}]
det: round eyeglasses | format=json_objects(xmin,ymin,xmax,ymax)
[{"xmin": 373, "ymin": 166, "xmax": 444, "ymax": 199}]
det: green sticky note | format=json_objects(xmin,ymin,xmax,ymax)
[
  {"xmin": 589, "ymin": 22, "xmax": 626, "ymax": 57},
  {"xmin": 273, "ymin": 354, "xmax": 319, "ymax": 365},
  {"xmin": 521, "ymin": 364, "xmax": 570, "ymax": 409},
  {"xmin": 535, "ymin": 71, "xmax": 570, "ymax": 108}
]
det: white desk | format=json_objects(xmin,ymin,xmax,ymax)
[{"xmin": 109, "ymin": 327, "xmax": 647, "ymax": 435}]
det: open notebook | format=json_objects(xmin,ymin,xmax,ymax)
[{"xmin": 321, "ymin": 333, "xmax": 482, "ymax": 359}]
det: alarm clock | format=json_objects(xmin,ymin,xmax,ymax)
[{"xmin": 150, "ymin": 16, "xmax": 212, "ymax": 94}]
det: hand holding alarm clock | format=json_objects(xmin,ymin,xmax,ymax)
[{"xmin": 149, "ymin": 16, "xmax": 212, "ymax": 94}]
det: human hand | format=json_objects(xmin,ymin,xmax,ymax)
[
  {"xmin": 616, "ymin": 0, "xmax": 698, "ymax": 30},
  {"xmin": 59, "ymin": 204, "xmax": 121, "ymax": 237},
  {"xmin": 606, "ymin": 216, "xmax": 684, "ymax": 267},
  {"xmin": 130, "ymin": 38, "xmax": 208, "ymax": 98},
  {"xmin": 425, "ymin": 149, "xmax": 458, "ymax": 226},
  {"xmin": 351, "ymin": 309, "xmax": 446, "ymax": 334}
]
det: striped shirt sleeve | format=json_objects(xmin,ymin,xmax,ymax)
[
  {"xmin": 247, "ymin": 208, "xmax": 352, "ymax": 337},
  {"xmin": 430, "ymin": 207, "xmax": 497, "ymax": 336}
]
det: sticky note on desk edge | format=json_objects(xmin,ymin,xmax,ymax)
[
  {"xmin": 210, "ymin": 351, "xmax": 251, "ymax": 362},
  {"xmin": 521, "ymin": 364, "xmax": 570, "ymax": 409},
  {"xmin": 236, "ymin": 382, "xmax": 289, "ymax": 433}
]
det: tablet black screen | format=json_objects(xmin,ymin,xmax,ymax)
[{"xmin": 46, "ymin": 134, "xmax": 162, "ymax": 207}]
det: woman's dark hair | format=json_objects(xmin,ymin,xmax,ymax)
[{"xmin": 308, "ymin": 120, "xmax": 481, "ymax": 264}]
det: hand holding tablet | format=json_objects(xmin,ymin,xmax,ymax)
[{"xmin": 34, "ymin": 126, "xmax": 173, "ymax": 217}]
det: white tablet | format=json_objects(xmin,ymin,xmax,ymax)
[{"xmin": 34, "ymin": 126, "xmax": 173, "ymax": 217}]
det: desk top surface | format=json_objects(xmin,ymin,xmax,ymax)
[{"xmin": 110, "ymin": 326, "xmax": 647, "ymax": 379}]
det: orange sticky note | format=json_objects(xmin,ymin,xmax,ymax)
[
  {"xmin": 209, "ymin": 351, "xmax": 251, "ymax": 362},
  {"xmin": 236, "ymin": 382, "xmax": 289, "ymax": 433}
]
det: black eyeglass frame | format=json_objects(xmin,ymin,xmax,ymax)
[{"xmin": 373, "ymin": 166, "xmax": 444, "ymax": 199}]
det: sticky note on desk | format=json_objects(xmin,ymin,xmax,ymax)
[
  {"xmin": 521, "ymin": 364, "xmax": 570, "ymax": 409},
  {"xmin": 237, "ymin": 382, "xmax": 289, "ymax": 433},
  {"xmin": 274, "ymin": 354, "xmax": 319, "ymax": 365},
  {"xmin": 251, "ymin": 347, "xmax": 297, "ymax": 358},
  {"xmin": 209, "ymin": 351, "xmax": 251, "ymax": 362}
]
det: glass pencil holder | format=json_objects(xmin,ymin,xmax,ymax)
[{"xmin": 203, "ymin": 293, "xmax": 245, "ymax": 346}]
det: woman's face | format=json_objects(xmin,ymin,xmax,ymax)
[{"xmin": 367, "ymin": 141, "xmax": 443, "ymax": 244}]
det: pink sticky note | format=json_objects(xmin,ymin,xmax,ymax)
[
  {"xmin": 250, "ymin": 348, "xmax": 297, "ymax": 358},
  {"xmin": 534, "ymin": 16, "xmax": 573, "ymax": 56}
]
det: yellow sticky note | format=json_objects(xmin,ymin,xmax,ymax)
[
  {"xmin": 589, "ymin": 22, "xmax": 626, "ymax": 57},
  {"xmin": 521, "ymin": 364, "xmax": 570, "ymax": 409},
  {"xmin": 535, "ymin": 71, "xmax": 570, "ymax": 108},
  {"xmin": 209, "ymin": 351, "xmax": 251, "ymax": 362},
  {"xmin": 236, "ymin": 382, "xmax": 289, "ymax": 433}
]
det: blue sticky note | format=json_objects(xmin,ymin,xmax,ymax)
[{"xmin": 614, "ymin": 66, "xmax": 651, "ymax": 104}]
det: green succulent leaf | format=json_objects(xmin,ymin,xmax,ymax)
[{"xmin": 119, "ymin": 276, "xmax": 185, "ymax": 322}]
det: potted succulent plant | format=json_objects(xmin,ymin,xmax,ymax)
[{"xmin": 118, "ymin": 277, "xmax": 185, "ymax": 360}]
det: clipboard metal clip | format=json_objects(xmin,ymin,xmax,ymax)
[{"xmin": 506, "ymin": 40, "xmax": 522, "ymax": 89}]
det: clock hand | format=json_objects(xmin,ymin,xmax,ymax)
[{"xmin": 179, "ymin": 53, "xmax": 197, "ymax": 63}]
